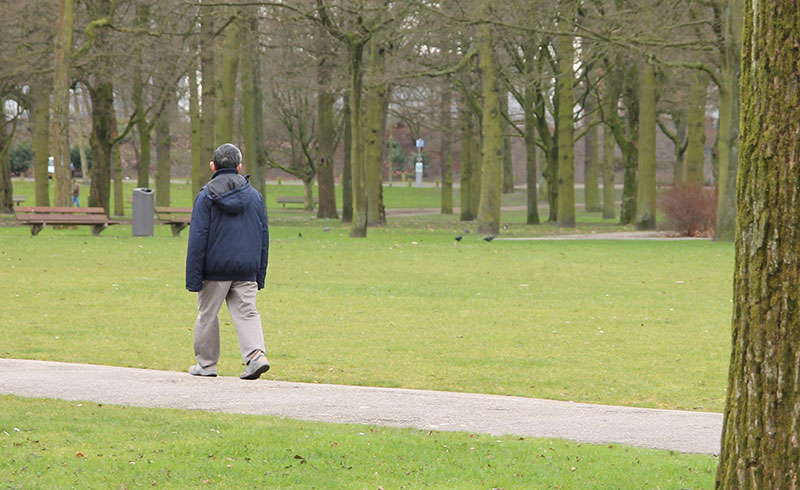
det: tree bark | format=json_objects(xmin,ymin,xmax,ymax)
[
  {"xmin": 348, "ymin": 42, "xmax": 368, "ymax": 237},
  {"xmin": 716, "ymin": 1, "xmax": 800, "ymax": 486},
  {"xmin": 88, "ymin": 80, "xmax": 113, "ymax": 215},
  {"xmin": 500, "ymin": 89, "xmax": 514, "ymax": 194},
  {"xmin": 364, "ymin": 39, "xmax": 387, "ymax": 226},
  {"xmin": 51, "ymin": 0, "xmax": 74, "ymax": 207},
  {"xmin": 111, "ymin": 116, "xmax": 124, "ymax": 217},
  {"xmin": 635, "ymin": 62, "xmax": 656, "ymax": 230},
  {"xmin": 188, "ymin": 46, "xmax": 203, "ymax": 198},
  {"xmin": 440, "ymin": 81, "xmax": 453, "ymax": 215},
  {"xmin": 522, "ymin": 87, "xmax": 539, "ymax": 225},
  {"xmin": 476, "ymin": 2, "xmax": 502, "ymax": 236},
  {"xmin": 196, "ymin": 5, "xmax": 215, "ymax": 195},
  {"xmin": 154, "ymin": 94, "xmax": 173, "ymax": 207},
  {"xmin": 0, "ymin": 117, "xmax": 13, "ymax": 213},
  {"xmin": 584, "ymin": 94, "xmax": 600, "ymax": 212},
  {"xmin": 459, "ymin": 82, "xmax": 475, "ymax": 222},
  {"xmin": 555, "ymin": 8, "xmax": 576, "ymax": 228},
  {"xmin": 684, "ymin": 71, "xmax": 708, "ymax": 185},
  {"xmin": 341, "ymin": 90, "xmax": 353, "ymax": 223},
  {"xmin": 239, "ymin": 7, "xmax": 266, "ymax": 215},
  {"xmin": 31, "ymin": 79, "xmax": 51, "ymax": 206},
  {"xmin": 601, "ymin": 123, "xmax": 616, "ymax": 220},
  {"xmin": 315, "ymin": 26, "xmax": 338, "ymax": 219},
  {"xmin": 133, "ymin": 3, "xmax": 150, "ymax": 188},
  {"xmin": 215, "ymin": 14, "xmax": 240, "ymax": 145},
  {"xmin": 73, "ymin": 89, "xmax": 90, "ymax": 185}
]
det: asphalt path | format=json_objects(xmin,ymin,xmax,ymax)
[{"xmin": 0, "ymin": 359, "xmax": 721, "ymax": 455}]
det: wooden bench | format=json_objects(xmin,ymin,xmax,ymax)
[
  {"xmin": 276, "ymin": 196, "xmax": 319, "ymax": 208},
  {"xmin": 155, "ymin": 206, "xmax": 192, "ymax": 237},
  {"xmin": 12, "ymin": 195, "xmax": 26, "ymax": 206},
  {"xmin": 15, "ymin": 206, "xmax": 121, "ymax": 236}
]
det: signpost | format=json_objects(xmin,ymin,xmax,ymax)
[{"xmin": 415, "ymin": 138, "xmax": 424, "ymax": 188}]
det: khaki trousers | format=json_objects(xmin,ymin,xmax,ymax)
[{"xmin": 194, "ymin": 280, "xmax": 265, "ymax": 368}]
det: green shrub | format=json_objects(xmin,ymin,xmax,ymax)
[{"xmin": 10, "ymin": 140, "xmax": 33, "ymax": 175}]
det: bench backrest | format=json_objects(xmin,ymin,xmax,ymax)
[
  {"xmin": 15, "ymin": 206, "xmax": 108, "ymax": 215},
  {"xmin": 155, "ymin": 206, "xmax": 192, "ymax": 215}
]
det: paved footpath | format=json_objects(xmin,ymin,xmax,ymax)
[{"xmin": 0, "ymin": 359, "xmax": 721, "ymax": 455}]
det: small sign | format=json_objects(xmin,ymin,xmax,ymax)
[
  {"xmin": 415, "ymin": 138, "xmax": 424, "ymax": 148},
  {"xmin": 415, "ymin": 161, "xmax": 423, "ymax": 172}
]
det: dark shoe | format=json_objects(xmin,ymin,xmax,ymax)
[
  {"xmin": 240, "ymin": 354, "xmax": 270, "ymax": 380},
  {"xmin": 188, "ymin": 364, "xmax": 218, "ymax": 377}
]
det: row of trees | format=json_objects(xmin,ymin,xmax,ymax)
[{"xmin": 0, "ymin": 0, "xmax": 739, "ymax": 240}]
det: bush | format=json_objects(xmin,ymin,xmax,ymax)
[
  {"xmin": 10, "ymin": 140, "xmax": 33, "ymax": 176},
  {"xmin": 70, "ymin": 145, "xmax": 91, "ymax": 172},
  {"xmin": 658, "ymin": 184, "xmax": 717, "ymax": 237}
]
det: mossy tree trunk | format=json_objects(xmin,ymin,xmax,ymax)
[
  {"xmin": 72, "ymin": 89, "xmax": 89, "ymax": 185},
  {"xmin": 111, "ymin": 116, "xmax": 124, "ymax": 217},
  {"xmin": 635, "ymin": 62, "xmax": 656, "ymax": 230},
  {"xmin": 188, "ymin": 47, "xmax": 202, "ymax": 196},
  {"xmin": 88, "ymin": 80, "xmax": 113, "ymax": 215},
  {"xmin": 714, "ymin": 0, "xmax": 742, "ymax": 242},
  {"xmin": 716, "ymin": 1, "xmax": 800, "ymax": 486},
  {"xmin": 364, "ymin": 38, "xmax": 388, "ymax": 226},
  {"xmin": 31, "ymin": 79, "xmax": 51, "ymax": 206},
  {"xmin": 475, "ymin": 2, "xmax": 502, "ymax": 236},
  {"xmin": 684, "ymin": 71, "xmax": 708, "ymax": 185},
  {"xmin": 555, "ymin": 7, "xmax": 576, "ymax": 228},
  {"xmin": 458, "ymin": 55, "xmax": 476, "ymax": 222},
  {"xmin": 51, "ymin": 0, "xmax": 74, "ymax": 208},
  {"xmin": 348, "ymin": 41, "xmax": 368, "ymax": 238},
  {"xmin": 440, "ymin": 81, "xmax": 453, "ymax": 215},
  {"xmin": 0, "ymin": 117, "xmax": 13, "ymax": 213},
  {"xmin": 522, "ymin": 89, "xmax": 539, "ymax": 225},
  {"xmin": 240, "ymin": 7, "xmax": 267, "ymax": 213},
  {"xmin": 601, "ymin": 124, "xmax": 616, "ymax": 220},
  {"xmin": 215, "ymin": 14, "xmax": 239, "ymax": 145},
  {"xmin": 316, "ymin": 26, "xmax": 338, "ymax": 220},
  {"xmin": 534, "ymin": 86, "xmax": 559, "ymax": 222}
]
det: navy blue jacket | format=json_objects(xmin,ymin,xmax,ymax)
[{"xmin": 185, "ymin": 168, "xmax": 269, "ymax": 292}]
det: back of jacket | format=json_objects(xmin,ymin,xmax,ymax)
[{"xmin": 185, "ymin": 168, "xmax": 269, "ymax": 292}]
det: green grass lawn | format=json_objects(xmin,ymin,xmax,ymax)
[
  {"xmin": 1, "ymin": 395, "xmax": 717, "ymax": 489},
  {"xmin": 1, "ymin": 183, "xmax": 728, "ymax": 487}
]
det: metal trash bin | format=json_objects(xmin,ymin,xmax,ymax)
[{"xmin": 132, "ymin": 188, "xmax": 154, "ymax": 236}]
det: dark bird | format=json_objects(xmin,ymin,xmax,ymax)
[
  {"xmin": 454, "ymin": 235, "xmax": 463, "ymax": 242},
  {"xmin": 483, "ymin": 236, "xmax": 495, "ymax": 242},
  {"xmin": 298, "ymin": 233, "xmax": 303, "ymax": 238}
]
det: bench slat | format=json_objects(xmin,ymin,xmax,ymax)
[
  {"xmin": 16, "ymin": 206, "xmax": 107, "ymax": 214},
  {"xmin": 155, "ymin": 206, "xmax": 192, "ymax": 214}
]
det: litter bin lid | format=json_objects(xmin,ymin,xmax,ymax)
[{"xmin": 133, "ymin": 188, "xmax": 154, "ymax": 193}]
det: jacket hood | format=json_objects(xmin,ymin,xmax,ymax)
[{"xmin": 204, "ymin": 169, "xmax": 252, "ymax": 214}]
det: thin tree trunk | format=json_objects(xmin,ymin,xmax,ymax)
[
  {"xmin": 341, "ymin": 90, "xmax": 353, "ymax": 223},
  {"xmin": 348, "ymin": 42, "xmax": 367, "ymax": 237},
  {"xmin": 316, "ymin": 27, "xmax": 338, "ymax": 219},
  {"xmin": 111, "ymin": 116, "xmax": 123, "ymax": 217},
  {"xmin": 364, "ymin": 39, "xmax": 387, "ymax": 226},
  {"xmin": 635, "ymin": 62, "xmax": 657, "ymax": 230},
  {"xmin": 154, "ymin": 94, "xmax": 172, "ymax": 207},
  {"xmin": 476, "ymin": 2, "xmax": 502, "ymax": 236},
  {"xmin": 0, "ymin": 119, "xmax": 13, "ymax": 213},
  {"xmin": 716, "ymin": 1, "xmax": 800, "ymax": 485},
  {"xmin": 523, "ymin": 98, "xmax": 539, "ymax": 225},
  {"xmin": 500, "ymin": 90, "xmax": 514, "ymax": 194},
  {"xmin": 189, "ymin": 48, "xmax": 202, "ymax": 197},
  {"xmin": 555, "ymin": 11, "xmax": 576, "ymax": 228},
  {"xmin": 684, "ymin": 71, "xmax": 708, "ymax": 185},
  {"xmin": 72, "ymin": 89, "xmax": 89, "ymax": 185},
  {"xmin": 133, "ymin": 3, "xmax": 150, "ymax": 188},
  {"xmin": 714, "ymin": 0, "xmax": 742, "ymax": 242},
  {"xmin": 440, "ymin": 82, "xmax": 453, "ymax": 215},
  {"xmin": 197, "ymin": 5, "xmax": 215, "ymax": 195},
  {"xmin": 584, "ymin": 94, "xmax": 600, "ymax": 212},
  {"xmin": 459, "ymin": 87, "xmax": 474, "ymax": 221},
  {"xmin": 31, "ymin": 79, "xmax": 51, "ymax": 206},
  {"xmin": 51, "ymin": 0, "xmax": 74, "ymax": 207},
  {"xmin": 601, "ymin": 124, "xmax": 616, "ymax": 220},
  {"xmin": 215, "ymin": 15, "xmax": 239, "ymax": 145},
  {"xmin": 88, "ymin": 80, "xmax": 113, "ymax": 215}
]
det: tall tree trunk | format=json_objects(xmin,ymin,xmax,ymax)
[
  {"xmin": 0, "ymin": 118, "xmax": 13, "ymax": 213},
  {"xmin": 635, "ymin": 62, "xmax": 657, "ymax": 230},
  {"xmin": 476, "ymin": 2, "xmax": 502, "ymax": 236},
  {"xmin": 341, "ymin": 90, "xmax": 353, "ymax": 223},
  {"xmin": 364, "ymin": 39, "xmax": 387, "ymax": 226},
  {"xmin": 72, "ymin": 89, "xmax": 89, "ymax": 185},
  {"xmin": 601, "ymin": 123, "xmax": 616, "ymax": 220},
  {"xmin": 684, "ymin": 71, "xmax": 708, "ymax": 185},
  {"xmin": 316, "ymin": 27, "xmax": 338, "ymax": 219},
  {"xmin": 155, "ymin": 94, "xmax": 173, "ymax": 207},
  {"xmin": 348, "ymin": 42, "xmax": 368, "ymax": 237},
  {"xmin": 111, "ymin": 116, "xmax": 123, "ymax": 217},
  {"xmin": 188, "ymin": 48, "xmax": 203, "ymax": 197},
  {"xmin": 555, "ymin": 12, "xmax": 576, "ymax": 228},
  {"xmin": 522, "ymin": 89, "xmax": 539, "ymax": 225},
  {"xmin": 215, "ymin": 15, "xmax": 240, "ymax": 145},
  {"xmin": 669, "ymin": 111, "xmax": 688, "ymax": 185},
  {"xmin": 500, "ymin": 90, "xmax": 514, "ymax": 194},
  {"xmin": 133, "ymin": 3, "xmax": 150, "ymax": 188},
  {"xmin": 197, "ymin": 5, "xmax": 215, "ymax": 195},
  {"xmin": 716, "ymin": 1, "xmax": 800, "ymax": 486},
  {"xmin": 459, "ymin": 87, "xmax": 475, "ymax": 221},
  {"xmin": 584, "ymin": 94, "xmax": 600, "ymax": 212},
  {"xmin": 440, "ymin": 82, "xmax": 453, "ymax": 215},
  {"xmin": 714, "ymin": 0, "xmax": 742, "ymax": 242},
  {"xmin": 31, "ymin": 79, "xmax": 51, "ymax": 206},
  {"xmin": 240, "ymin": 7, "xmax": 267, "ymax": 212},
  {"xmin": 51, "ymin": 0, "xmax": 74, "ymax": 207},
  {"xmin": 535, "ymin": 88, "xmax": 558, "ymax": 222},
  {"xmin": 88, "ymin": 80, "xmax": 113, "ymax": 215}
]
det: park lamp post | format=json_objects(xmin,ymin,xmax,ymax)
[{"xmin": 415, "ymin": 138, "xmax": 424, "ymax": 188}]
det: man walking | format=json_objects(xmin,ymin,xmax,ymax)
[{"xmin": 185, "ymin": 143, "xmax": 270, "ymax": 380}]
